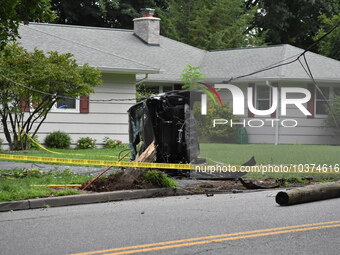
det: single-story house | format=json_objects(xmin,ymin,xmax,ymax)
[{"xmin": 1, "ymin": 10, "xmax": 340, "ymax": 147}]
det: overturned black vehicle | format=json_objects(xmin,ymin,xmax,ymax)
[
  {"xmin": 128, "ymin": 90, "xmax": 203, "ymax": 166},
  {"xmin": 128, "ymin": 90, "xmax": 255, "ymax": 179}
]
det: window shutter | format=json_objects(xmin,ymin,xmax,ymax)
[
  {"xmin": 20, "ymin": 101, "xmax": 30, "ymax": 112},
  {"xmin": 80, "ymin": 96, "xmax": 89, "ymax": 113},
  {"xmin": 271, "ymin": 82, "xmax": 278, "ymax": 118},
  {"xmin": 248, "ymin": 83, "xmax": 255, "ymax": 117},
  {"xmin": 307, "ymin": 84, "xmax": 315, "ymax": 119}
]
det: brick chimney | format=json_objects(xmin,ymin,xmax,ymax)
[{"xmin": 133, "ymin": 8, "xmax": 160, "ymax": 46}]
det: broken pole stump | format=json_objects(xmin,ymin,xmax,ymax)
[
  {"xmin": 276, "ymin": 181, "xmax": 340, "ymax": 206},
  {"xmin": 115, "ymin": 142, "xmax": 158, "ymax": 188}
]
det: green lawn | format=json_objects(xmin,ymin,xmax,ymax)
[
  {"xmin": 200, "ymin": 143, "xmax": 340, "ymax": 165},
  {"xmin": 0, "ymin": 144, "xmax": 339, "ymax": 179},
  {"xmin": 1, "ymin": 143, "xmax": 339, "ymax": 166},
  {"xmin": 0, "ymin": 147, "xmax": 131, "ymax": 164},
  {"xmin": 200, "ymin": 143, "xmax": 340, "ymax": 179},
  {"xmin": 0, "ymin": 169, "xmax": 92, "ymax": 202}
]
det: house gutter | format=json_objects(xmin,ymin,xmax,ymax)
[
  {"xmin": 136, "ymin": 74, "xmax": 149, "ymax": 85},
  {"xmin": 97, "ymin": 66, "xmax": 161, "ymax": 74},
  {"xmin": 265, "ymin": 81, "xmax": 280, "ymax": 145}
]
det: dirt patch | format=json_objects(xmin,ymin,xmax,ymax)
[
  {"xmin": 84, "ymin": 171, "xmax": 336, "ymax": 193},
  {"xmin": 84, "ymin": 170, "xmax": 159, "ymax": 192},
  {"xmin": 179, "ymin": 178, "xmax": 325, "ymax": 193},
  {"xmin": 181, "ymin": 180, "xmax": 246, "ymax": 193}
]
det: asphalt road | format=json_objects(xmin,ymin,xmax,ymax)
[{"xmin": 0, "ymin": 190, "xmax": 339, "ymax": 255}]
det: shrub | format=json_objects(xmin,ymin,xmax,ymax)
[
  {"xmin": 29, "ymin": 135, "xmax": 40, "ymax": 150},
  {"xmin": 103, "ymin": 137, "xmax": 123, "ymax": 148},
  {"xmin": 0, "ymin": 138, "xmax": 3, "ymax": 151},
  {"xmin": 136, "ymin": 83, "xmax": 155, "ymax": 102},
  {"xmin": 193, "ymin": 100, "xmax": 240, "ymax": 143},
  {"xmin": 143, "ymin": 170, "xmax": 177, "ymax": 188},
  {"xmin": 77, "ymin": 137, "xmax": 96, "ymax": 149},
  {"xmin": 44, "ymin": 131, "xmax": 71, "ymax": 149}
]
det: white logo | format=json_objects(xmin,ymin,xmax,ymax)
[{"xmin": 206, "ymin": 84, "xmax": 312, "ymax": 116}]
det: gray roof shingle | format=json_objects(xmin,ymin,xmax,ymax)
[
  {"xmin": 201, "ymin": 44, "xmax": 340, "ymax": 82},
  {"xmin": 18, "ymin": 23, "xmax": 340, "ymax": 83}
]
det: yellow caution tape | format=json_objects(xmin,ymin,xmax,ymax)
[
  {"xmin": 0, "ymin": 153, "xmax": 191, "ymax": 170},
  {"xmin": 0, "ymin": 153, "xmax": 339, "ymax": 174},
  {"xmin": 31, "ymin": 184, "xmax": 82, "ymax": 188}
]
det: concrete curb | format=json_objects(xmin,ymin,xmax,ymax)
[{"xmin": 0, "ymin": 188, "xmax": 192, "ymax": 212}]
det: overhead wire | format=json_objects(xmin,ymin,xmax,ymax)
[
  {"xmin": 227, "ymin": 21, "xmax": 340, "ymax": 83},
  {"xmin": 23, "ymin": 25, "xmax": 160, "ymax": 71},
  {"xmin": 300, "ymin": 54, "xmax": 339, "ymax": 129},
  {"xmin": 224, "ymin": 21, "xmax": 340, "ymax": 128},
  {"xmin": 0, "ymin": 22, "xmax": 339, "ymax": 105},
  {"xmin": 0, "ymin": 71, "xmax": 137, "ymax": 102}
]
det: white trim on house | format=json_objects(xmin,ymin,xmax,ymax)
[{"xmin": 97, "ymin": 66, "xmax": 161, "ymax": 74}]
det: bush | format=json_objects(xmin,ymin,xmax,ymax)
[
  {"xmin": 143, "ymin": 170, "xmax": 177, "ymax": 188},
  {"xmin": 136, "ymin": 83, "xmax": 155, "ymax": 102},
  {"xmin": 0, "ymin": 138, "xmax": 3, "ymax": 151},
  {"xmin": 103, "ymin": 137, "xmax": 123, "ymax": 148},
  {"xmin": 193, "ymin": 100, "xmax": 240, "ymax": 143},
  {"xmin": 77, "ymin": 137, "xmax": 96, "ymax": 149},
  {"xmin": 44, "ymin": 131, "xmax": 71, "ymax": 149},
  {"xmin": 29, "ymin": 135, "xmax": 40, "ymax": 150}
]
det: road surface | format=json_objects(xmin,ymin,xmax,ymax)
[{"xmin": 0, "ymin": 190, "xmax": 339, "ymax": 255}]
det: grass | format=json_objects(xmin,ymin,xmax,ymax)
[
  {"xmin": 0, "ymin": 143, "xmax": 339, "ymax": 181},
  {"xmin": 143, "ymin": 170, "xmax": 178, "ymax": 188},
  {"xmin": 199, "ymin": 143, "xmax": 340, "ymax": 180},
  {"xmin": 200, "ymin": 143, "xmax": 340, "ymax": 165},
  {"xmin": 0, "ymin": 169, "xmax": 92, "ymax": 202}
]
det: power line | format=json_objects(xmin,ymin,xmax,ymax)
[
  {"xmin": 227, "ymin": 22, "xmax": 340, "ymax": 83},
  {"xmin": 24, "ymin": 25, "xmax": 160, "ymax": 71},
  {"xmin": 299, "ymin": 54, "xmax": 339, "ymax": 129},
  {"xmin": 1, "ymin": 21, "xmax": 339, "ymax": 104},
  {"xmin": 0, "ymin": 72, "xmax": 136, "ymax": 102}
]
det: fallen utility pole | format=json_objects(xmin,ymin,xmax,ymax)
[{"xmin": 276, "ymin": 181, "xmax": 340, "ymax": 206}]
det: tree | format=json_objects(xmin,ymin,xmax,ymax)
[
  {"xmin": 0, "ymin": 0, "xmax": 55, "ymax": 49},
  {"xmin": 180, "ymin": 65, "xmax": 239, "ymax": 142},
  {"xmin": 193, "ymin": 100, "xmax": 240, "ymax": 143},
  {"xmin": 51, "ymin": 0, "xmax": 169, "ymax": 29},
  {"xmin": 314, "ymin": 14, "xmax": 340, "ymax": 61},
  {"xmin": 158, "ymin": 0, "xmax": 264, "ymax": 50},
  {"xmin": 247, "ymin": 0, "xmax": 340, "ymax": 51},
  {"xmin": 0, "ymin": 44, "xmax": 102, "ymax": 150}
]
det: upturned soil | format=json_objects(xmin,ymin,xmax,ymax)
[{"xmin": 84, "ymin": 171, "xmax": 159, "ymax": 192}]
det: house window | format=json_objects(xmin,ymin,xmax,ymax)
[
  {"xmin": 146, "ymin": 86, "xmax": 160, "ymax": 95},
  {"xmin": 256, "ymin": 85, "xmax": 271, "ymax": 110},
  {"xmin": 315, "ymin": 87, "xmax": 330, "ymax": 115},
  {"xmin": 56, "ymin": 98, "xmax": 76, "ymax": 109},
  {"xmin": 52, "ymin": 97, "xmax": 79, "ymax": 113},
  {"xmin": 141, "ymin": 85, "xmax": 174, "ymax": 95}
]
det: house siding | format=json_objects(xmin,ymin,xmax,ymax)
[
  {"xmin": 218, "ymin": 81, "xmax": 340, "ymax": 145},
  {"xmin": 0, "ymin": 73, "xmax": 136, "ymax": 148}
]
